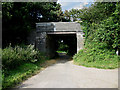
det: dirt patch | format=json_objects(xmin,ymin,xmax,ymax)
[{"xmin": 40, "ymin": 59, "xmax": 57, "ymax": 70}]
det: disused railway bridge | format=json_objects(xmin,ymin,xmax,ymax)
[{"xmin": 28, "ymin": 22, "xmax": 84, "ymax": 57}]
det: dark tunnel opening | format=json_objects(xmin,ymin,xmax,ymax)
[{"xmin": 46, "ymin": 33, "xmax": 77, "ymax": 58}]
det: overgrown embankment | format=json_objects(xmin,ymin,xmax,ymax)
[
  {"xmin": 73, "ymin": 42, "xmax": 119, "ymax": 69},
  {"xmin": 73, "ymin": 2, "xmax": 120, "ymax": 69},
  {"xmin": 2, "ymin": 45, "xmax": 51, "ymax": 89}
]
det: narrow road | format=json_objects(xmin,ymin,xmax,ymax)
[{"xmin": 18, "ymin": 53, "xmax": 118, "ymax": 88}]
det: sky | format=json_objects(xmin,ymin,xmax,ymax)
[{"xmin": 57, "ymin": 0, "xmax": 94, "ymax": 11}]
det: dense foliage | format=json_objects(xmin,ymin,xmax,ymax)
[
  {"xmin": 2, "ymin": 45, "xmax": 48, "ymax": 89},
  {"xmin": 73, "ymin": 2, "xmax": 120, "ymax": 69},
  {"xmin": 57, "ymin": 41, "xmax": 69, "ymax": 52},
  {"xmin": 73, "ymin": 42, "xmax": 119, "ymax": 69},
  {"xmin": 2, "ymin": 2, "xmax": 67, "ymax": 47},
  {"xmin": 2, "ymin": 45, "xmax": 47, "ymax": 70},
  {"xmin": 80, "ymin": 2, "xmax": 120, "ymax": 51}
]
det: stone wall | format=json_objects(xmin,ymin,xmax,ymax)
[
  {"xmin": 36, "ymin": 32, "xmax": 47, "ymax": 52},
  {"xmin": 27, "ymin": 30, "xmax": 36, "ymax": 45}
]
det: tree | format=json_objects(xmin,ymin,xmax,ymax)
[
  {"xmin": 2, "ymin": 2, "xmax": 65, "ymax": 47},
  {"xmin": 78, "ymin": 2, "xmax": 120, "ymax": 51},
  {"xmin": 63, "ymin": 10, "xmax": 70, "ymax": 21}
]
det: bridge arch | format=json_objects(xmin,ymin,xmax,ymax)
[{"xmin": 35, "ymin": 22, "xmax": 84, "ymax": 58}]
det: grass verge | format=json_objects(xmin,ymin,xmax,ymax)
[
  {"xmin": 73, "ymin": 42, "xmax": 120, "ymax": 69},
  {"xmin": 2, "ymin": 59, "xmax": 57, "ymax": 90},
  {"xmin": 73, "ymin": 59, "xmax": 118, "ymax": 69}
]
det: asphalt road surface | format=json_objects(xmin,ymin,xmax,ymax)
[{"xmin": 18, "ymin": 53, "xmax": 118, "ymax": 88}]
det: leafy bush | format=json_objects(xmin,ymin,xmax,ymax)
[
  {"xmin": 73, "ymin": 41, "xmax": 119, "ymax": 69},
  {"xmin": 91, "ymin": 16, "xmax": 120, "ymax": 50},
  {"xmin": 58, "ymin": 41, "xmax": 69, "ymax": 52},
  {"xmin": 2, "ymin": 45, "xmax": 46, "ymax": 70}
]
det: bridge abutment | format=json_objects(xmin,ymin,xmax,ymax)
[
  {"xmin": 36, "ymin": 32, "xmax": 47, "ymax": 53},
  {"xmin": 76, "ymin": 32, "xmax": 84, "ymax": 53}
]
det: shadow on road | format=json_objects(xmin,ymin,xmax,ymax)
[{"xmin": 55, "ymin": 53, "xmax": 73, "ymax": 64}]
